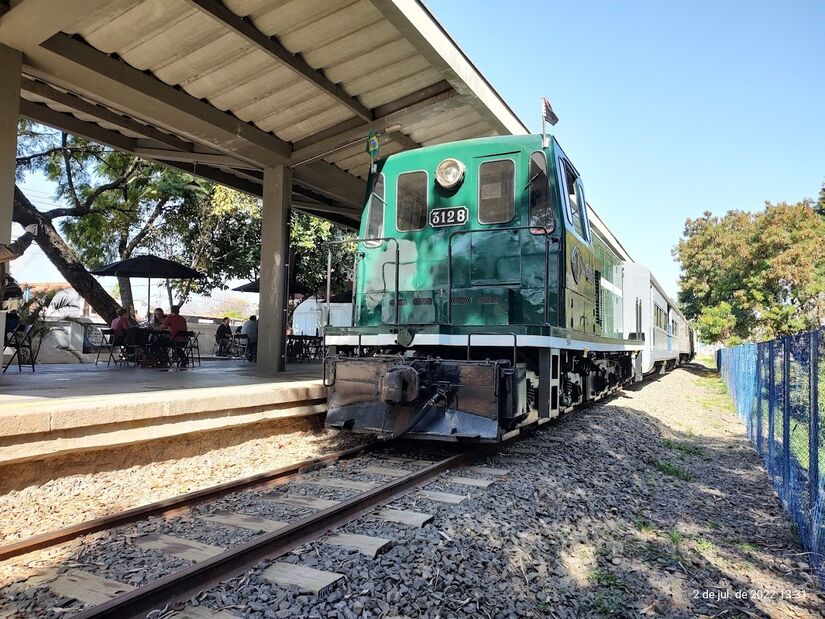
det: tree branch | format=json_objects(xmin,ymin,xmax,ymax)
[
  {"xmin": 123, "ymin": 196, "xmax": 169, "ymax": 257},
  {"xmin": 43, "ymin": 158, "xmax": 144, "ymax": 220},
  {"xmin": 15, "ymin": 146, "xmax": 90, "ymax": 166},
  {"xmin": 61, "ymin": 133, "xmax": 82, "ymax": 211}
]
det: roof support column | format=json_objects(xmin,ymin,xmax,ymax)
[
  {"xmin": 0, "ymin": 44, "xmax": 22, "ymax": 335},
  {"xmin": 257, "ymin": 165, "xmax": 291, "ymax": 374}
]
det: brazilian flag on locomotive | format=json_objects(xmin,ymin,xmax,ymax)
[{"xmin": 324, "ymin": 134, "xmax": 636, "ymax": 441}]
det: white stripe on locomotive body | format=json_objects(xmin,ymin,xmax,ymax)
[{"xmin": 326, "ymin": 333, "xmax": 645, "ymax": 352}]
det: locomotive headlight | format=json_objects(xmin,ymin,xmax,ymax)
[{"xmin": 435, "ymin": 158, "xmax": 465, "ymax": 189}]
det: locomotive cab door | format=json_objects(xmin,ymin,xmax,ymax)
[{"xmin": 557, "ymin": 155, "xmax": 597, "ymax": 334}]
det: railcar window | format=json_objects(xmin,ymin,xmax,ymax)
[
  {"xmin": 528, "ymin": 152, "xmax": 554, "ymax": 234},
  {"xmin": 364, "ymin": 174, "xmax": 385, "ymax": 247},
  {"xmin": 396, "ymin": 171, "xmax": 428, "ymax": 232},
  {"xmin": 478, "ymin": 159, "xmax": 515, "ymax": 224},
  {"xmin": 562, "ymin": 160, "xmax": 585, "ymax": 238},
  {"xmin": 653, "ymin": 303, "xmax": 668, "ymax": 330}
]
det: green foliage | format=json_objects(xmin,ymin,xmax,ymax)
[
  {"xmin": 16, "ymin": 122, "xmax": 355, "ymax": 312},
  {"xmin": 662, "ymin": 439, "xmax": 705, "ymax": 457},
  {"xmin": 674, "ymin": 193, "xmax": 825, "ymax": 343},
  {"xmin": 16, "ymin": 290, "xmax": 79, "ymax": 363},
  {"xmin": 653, "ymin": 460, "xmax": 693, "ymax": 481},
  {"xmin": 290, "ymin": 211, "xmax": 355, "ymax": 300}
]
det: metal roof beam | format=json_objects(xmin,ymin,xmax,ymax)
[
  {"xmin": 293, "ymin": 161, "xmax": 366, "ymax": 210},
  {"xmin": 35, "ymin": 33, "xmax": 292, "ymax": 167},
  {"xmin": 21, "ymin": 77, "xmax": 195, "ymax": 153},
  {"xmin": 133, "ymin": 147, "xmax": 258, "ymax": 171},
  {"xmin": 20, "ymin": 100, "xmax": 361, "ymax": 228},
  {"xmin": 20, "ymin": 100, "xmax": 136, "ymax": 153},
  {"xmin": 183, "ymin": 0, "xmax": 372, "ymax": 122},
  {"xmin": 290, "ymin": 85, "xmax": 458, "ymax": 164}
]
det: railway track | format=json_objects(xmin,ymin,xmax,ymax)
[{"xmin": 1, "ymin": 435, "xmax": 523, "ymax": 618}]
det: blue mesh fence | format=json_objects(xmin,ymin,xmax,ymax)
[{"xmin": 718, "ymin": 330, "xmax": 823, "ymax": 586}]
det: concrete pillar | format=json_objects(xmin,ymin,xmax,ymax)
[
  {"xmin": 0, "ymin": 44, "xmax": 22, "ymax": 337},
  {"xmin": 257, "ymin": 165, "xmax": 291, "ymax": 373}
]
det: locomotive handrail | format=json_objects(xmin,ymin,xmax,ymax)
[
  {"xmin": 466, "ymin": 331, "xmax": 518, "ymax": 366},
  {"xmin": 323, "ymin": 237, "xmax": 401, "ymax": 327},
  {"xmin": 446, "ymin": 226, "xmax": 556, "ymax": 325}
]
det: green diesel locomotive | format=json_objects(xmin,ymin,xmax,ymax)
[{"xmin": 323, "ymin": 134, "xmax": 678, "ymax": 442}]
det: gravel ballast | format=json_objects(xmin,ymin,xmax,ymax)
[{"xmin": 2, "ymin": 363, "xmax": 823, "ymax": 618}]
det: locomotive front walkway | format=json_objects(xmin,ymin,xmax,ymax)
[{"xmin": 0, "ymin": 361, "xmax": 324, "ymax": 490}]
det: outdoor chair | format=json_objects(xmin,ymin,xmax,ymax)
[
  {"xmin": 95, "ymin": 328, "xmax": 120, "ymax": 367},
  {"xmin": 234, "ymin": 333, "xmax": 249, "ymax": 359},
  {"xmin": 186, "ymin": 331, "xmax": 202, "ymax": 367},
  {"xmin": 120, "ymin": 327, "xmax": 144, "ymax": 367},
  {"xmin": 3, "ymin": 324, "xmax": 35, "ymax": 373}
]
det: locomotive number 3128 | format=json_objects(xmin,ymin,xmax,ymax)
[{"xmin": 429, "ymin": 206, "xmax": 468, "ymax": 227}]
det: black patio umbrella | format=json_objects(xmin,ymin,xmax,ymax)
[
  {"xmin": 233, "ymin": 279, "xmax": 260, "ymax": 293},
  {"xmin": 233, "ymin": 279, "xmax": 312, "ymax": 297},
  {"xmin": 92, "ymin": 255, "xmax": 205, "ymax": 318}
]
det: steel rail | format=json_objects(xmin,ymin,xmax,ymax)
[
  {"xmin": 73, "ymin": 445, "xmax": 495, "ymax": 619},
  {"xmin": 0, "ymin": 441, "xmax": 378, "ymax": 562}
]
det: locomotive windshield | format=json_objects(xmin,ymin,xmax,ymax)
[
  {"xmin": 478, "ymin": 159, "xmax": 515, "ymax": 224},
  {"xmin": 396, "ymin": 171, "xmax": 428, "ymax": 232},
  {"xmin": 364, "ymin": 174, "xmax": 384, "ymax": 245},
  {"xmin": 528, "ymin": 151, "xmax": 554, "ymax": 233}
]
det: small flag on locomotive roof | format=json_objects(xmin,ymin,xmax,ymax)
[
  {"xmin": 541, "ymin": 96, "xmax": 558, "ymax": 148},
  {"xmin": 542, "ymin": 97, "xmax": 559, "ymax": 126},
  {"xmin": 366, "ymin": 128, "xmax": 380, "ymax": 160}
]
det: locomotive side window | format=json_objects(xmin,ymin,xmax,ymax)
[
  {"xmin": 396, "ymin": 171, "xmax": 428, "ymax": 232},
  {"xmin": 562, "ymin": 160, "xmax": 586, "ymax": 239},
  {"xmin": 528, "ymin": 151, "xmax": 553, "ymax": 234},
  {"xmin": 478, "ymin": 159, "xmax": 515, "ymax": 224},
  {"xmin": 364, "ymin": 174, "xmax": 385, "ymax": 247}
]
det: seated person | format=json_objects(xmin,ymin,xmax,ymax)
[
  {"xmin": 166, "ymin": 305, "xmax": 189, "ymax": 367},
  {"xmin": 151, "ymin": 307, "xmax": 167, "ymax": 330},
  {"xmin": 215, "ymin": 317, "xmax": 232, "ymax": 356},
  {"xmin": 4, "ymin": 309, "xmax": 19, "ymax": 338},
  {"xmin": 241, "ymin": 315, "xmax": 258, "ymax": 360},
  {"xmin": 148, "ymin": 307, "xmax": 170, "ymax": 365},
  {"xmin": 110, "ymin": 308, "xmax": 129, "ymax": 345}
]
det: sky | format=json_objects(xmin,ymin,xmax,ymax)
[{"xmin": 11, "ymin": 0, "xmax": 825, "ymax": 301}]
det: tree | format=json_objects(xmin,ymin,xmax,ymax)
[
  {"xmin": 289, "ymin": 211, "xmax": 355, "ymax": 309},
  {"xmin": 15, "ymin": 122, "xmax": 357, "ymax": 324},
  {"xmin": 674, "ymin": 198, "xmax": 825, "ymax": 344}
]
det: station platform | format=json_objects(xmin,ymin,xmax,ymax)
[{"xmin": 0, "ymin": 362, "xmax": 326, "ymax": 489}]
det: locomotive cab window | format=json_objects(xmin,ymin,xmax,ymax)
[
  {"xmin": 478, "ymin": 159, "xmax": 515, "ymax": 224},
  {"xmin": 364, "ymin": 174, "xmax": 384, "ymax": 247},
  {"xmin": 562, "ymin": 159, "xmax": 586, "ymax": 239},
  {"xmin": 396, "ymin": 171, "xmax": 428, "ymax": 232},
  {"xmin": 528, "ymin": 151, "xmax": 553, "ymax": 234}
]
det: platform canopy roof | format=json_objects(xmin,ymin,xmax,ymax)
[{"xmin": 1, "ymin": 0, "xmax": 528, "ymax": 227}]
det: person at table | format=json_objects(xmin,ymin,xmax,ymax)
[
  {"xmin": 166, "ymin": 305, "xmax": 189, "ymax": 367},
  {"xmin": 146, "ymin": 307, "xmax": 170, "ymax": 365},
  {"xmin": 110, "ymin": 308, "xmax": 130, "ymax": 346},
  {"xmin": 215, "ymin": 316, "xmax": 232, "ymax": 356},
  {"xmin": 3, "ymin": 309, "xmax": 19, "ymax": 345},
  {"xmin": 241, "ymin": 314, "xmax": 258, "ymax": 360},
  {"xmin": 151, "ymin": 307, "xmax": 167, "ymax": 330}
]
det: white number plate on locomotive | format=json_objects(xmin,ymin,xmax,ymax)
[{"xmin": 429, "ymin": 206, "xmax": 468, "ymax": 227}]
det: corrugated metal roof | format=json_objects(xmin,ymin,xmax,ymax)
[{"xmin": 6, "ymin": 0, "xmax": 528, "ymax": 224}]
